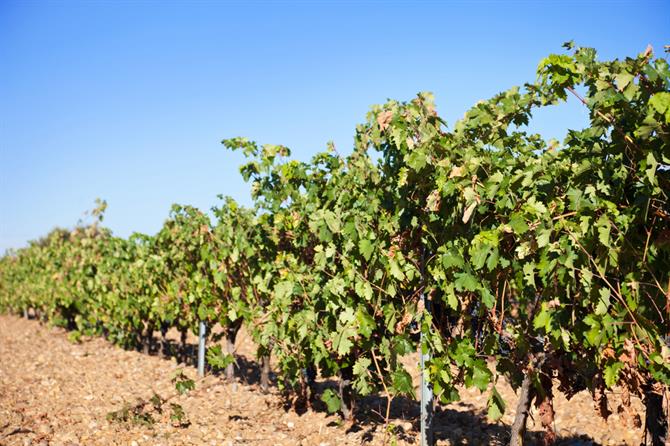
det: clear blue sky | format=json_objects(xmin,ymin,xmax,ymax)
[{"xmin": 1, "ymin": 1, "xmax": 668, "ymax": 252}]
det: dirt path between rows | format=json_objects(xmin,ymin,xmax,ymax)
[{"xmin": 0, "ymin": 315, "xmax": 645, "ymax": 446}]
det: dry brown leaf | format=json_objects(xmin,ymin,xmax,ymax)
[
  {"xmin": 462, "ymin": 202, "xmax": 477, "ymax": 224},
  {"xmin": 602, "ymin": 347, "xmax": 616, "ymax": 359},
  {"xmin": 426, "ymin": 189, "xmax": 441, "ymax": 212},
  {"xmin": 376, "ymin": 110, "xmax": 393, "ymax": 131},
  {"xmin": 537, "ymin": 397, "xmax": 556, "ymax": 446},
  {"xmin": 622, "ymin": 338, "xmax": 636, "ymax": 365},
  {"xmin": 395, "ymin": 312, "xmax": 413, "ymax": 334},
  {"xmin": 416, "ymin": 297, "xmax": 425, "ymax": 314},
  {"xmin": 546, "ymin": 298, "xmax": 561, "ymax": 309},
  {"xmin": 592, "ymin": 376, "xmax": 611, "ymax": 419},
  {"xmin": 449, "ymin": 165, "xmax": 464, "ymax": 178}
]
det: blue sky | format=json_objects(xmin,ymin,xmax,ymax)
[{"xmin": 1, "ymin": 1, "xmax": 668, "ymax": 252}]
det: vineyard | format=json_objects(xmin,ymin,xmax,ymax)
[{"xmin": 1, "ymin": 44, "xmax": 669, "ymax": 445}]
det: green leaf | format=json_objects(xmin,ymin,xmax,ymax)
[
  {"xmin": 615, "ymin": 72, "xmax": 634, "ymax": 91},
  {"xmin": 583, "ymin": 317, "xmax": 602, "ymax": 347},
  {"xmin": 274, "ymin": 281, "xmax": 294, "ymax": 300},
  {"xmin": 170, "ymin": 403, "xmax": 189, "ymax": 426},
  {"xmin": 646, "ymin": 152, "xmax": 658, "ymax": 185},
  {"xmin": 359, "ymin": 239, "xmax": 374, "ymax": 261},
  {"xmin": 323, "ymin": 210, "xmax": 341, "ymax": 234},
  {"xmin": 197, "ymin": 304, "xmax": 208, "ymax": 321},
  {"xmin": 393, "ymin": 335, "xmax": 414, "ymax": 356},
  {"xmin": 175, "ymin": 380, "xmax": 195, "ymax": 395},
  {"xmin": 454, "ymin": 272, "xmax": 478, "ymax": 292},
  {"xmin": 486, "ymin": 248, "xmax": 499, "ymax": 271},
  {"xmin": 389, "ymin": 258, "xmax": 406, "ymax": 281},
  {"xmin": 339, "ymin": 307, "xmax": 356, "ymax": 324},
  {"xmin": 480, "ymin": 288, "xmax": 495, "ymax": 309},
  {"xmin": 356, "ymin": 307, "xmax": 376, "ymax": 339},
  {"xmin": 649, "ymin": 352, "xmax": 665, "ymax": 365},
  {"xmin": 334, "ymin": 327, "xmax": 355, "ymax": 356},
  {"xmin": 362, "ymin": 281, "xmax": 374, "ymax": 301},
  {"xmin": 352, "ymin": 357, "xmax": 373, "ymax": 396},
  {"xmin": 471, "ymin": 360, "xmax": 491, "ymax": 392},
  {"xmin": 172, "ymin": 369, "xmax": 195, "ymax": 395},
  {"xmin": 392, "ymin": 369, "xmax": 415, "ymax": 398},
  {"xmin": 509, "ymin": 213, "xmax": 529, "ymax": 234},
  {"xmin": 206, "ymin": 345, "xmax": 235, "ymax": 371},
  {"xmin": 321, "ymin": 388, "xmax": 341, "ymax": 413},
  {"xmin": 406, "ymin": 150, "xmax": 427, "ymax": 171},
  {"xmin": 649, "ymin": 92, "xmax": 670, "ymax": 121},
  {"xmin": 444, "ymin": 284, "xmax": 458, "ymax": 310},
  {"xmin": 595, "ymin": 288, "xmax": 611, "ymax": 316},
  {"xmin": 487, "ymin": 386, "xmax": 506, "ymax": 421},
  {"xmin": 523, "ymin": 262, "xmax": 536, "ymax": 288},
  {"xmin": 604, "ymin": 362, "xmax": 624, "ymax": 388},
  {"xmin": 597, "ymin": 217, "xmax": 611, "ymax": 248},
  {"xmin": 441, "ymin": 250, "xmax": 464, "ymax": 269},
  {"xmin": 536, "ymin": 228, "xmax": 552, "ymax": 248},
  {"xmin": 533, "ymin": 303, "xmax": 552, "ymax": 331},
  {"xmin": 353, "ymin": 357, "xmax": 372, "ymax": 377},
  {"xmin": 471, "ymin": 244, "xmax": 491, "ymax": 271}
]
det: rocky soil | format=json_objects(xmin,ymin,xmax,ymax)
[{"xmin": 0, "ymin": 315, "xmax": 646, "ymax": 446}]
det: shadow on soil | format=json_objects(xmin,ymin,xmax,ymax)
[
  {"xmin": 127, "ymin": 334, "xmax": 604, "ymax": 446},
  {"xmin": 27, "ymin": 315, "xmax": 603, "ymax": 446},
  {"xmin": 310, "ymin": 385, "xmax": 601, "ymax": 446},
  {"xmin": 135, "ymin": 332, "xmax": 274, "ymax": 389}
]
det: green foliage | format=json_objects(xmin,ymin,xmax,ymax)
[
  {"xmin": 106, "ymin": 400, "xmax": 156, "ymax": 427},
  {"xmin": 105, "ymin": 391, "xmax": 190, "ymax": 429},
  {"xmin": 169, "ymin": 403, "xmax": 190, "ymax": 427},
  {"xmin": 1, "ymin": 44, "xmax": 668, "ymax": 426},
  {"xmin": 206, "ymin": 345, "xmax": 235, "ymax": 371},
  {"xmin": 321, "ymin": 388, "xmax": 342, "ymax": 414},
  {"xmin": 487, "ymin": 386, "xmax": 506, "ymax": 421},
  {"xmin": 172, "ymin": 369, "xmax": 195, "ymax": 395}
]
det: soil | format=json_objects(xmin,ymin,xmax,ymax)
[{"xmin": 0, "ymin": 315, "xmax": 646, "ymax": 446}]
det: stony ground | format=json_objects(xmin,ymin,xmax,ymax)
[{"xmin": 0, "ymin": 315, "xmax": 646, "ymax": 446}]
